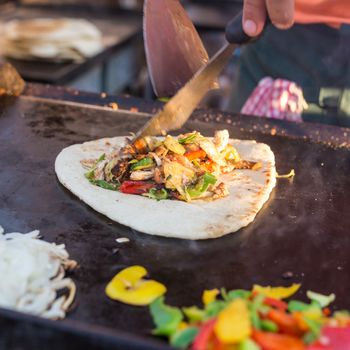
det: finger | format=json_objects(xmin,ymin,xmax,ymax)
[
  {"xmin": 243, "ymin": 0, "xmax": 267, "ymax": 36},
  {"xmin": 266, "ymin": 0, "xmax": 295, "ymax": 29}
]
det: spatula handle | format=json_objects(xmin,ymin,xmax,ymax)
[{"xmin": 225, "ymin": 10, "xmax": 270, "ymax": 45}]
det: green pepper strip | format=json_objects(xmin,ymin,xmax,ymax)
[
  {"xmin": 261, "ymin": 319, "xmax": 278, "ymax": 332},
  {"xmin": 249, "ymin": 294, "xmax": 265, "ymax": 330},
  {"xmin": 186, "ymin": 173, "xmax": 217, "ymax": 199},
  {"xmin": 178, "ymin": 134, "xmax": 198, "ymax": 144},
  {"xmin": 146, "ymin": 188, "xmax": 168, "ymax": 201},
  {"xmin": 303, "ymin": 317, "xmax": 322, "ymax": 345},
  {"xmin": 131, "ymin": 157, "xmax": 154, "ymax": 171},
  {"xmin": 84, "ymin": 153, "xmax": 106, "ymax": 180},
  {"xmin": 90, "ymin": 180, "xmax": 119, "ymax": 191}
]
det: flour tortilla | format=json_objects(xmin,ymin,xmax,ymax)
[
  {"xmin": 55, "ymin": 137, "xmax": 276, "ymax": 240},
  {"xmin": 4, "ymin": 19, "xmax": 101, "ymax": 42},
  {"xmin": 3, "ymin": 19, "xmax": 102, "ymax": 62}
]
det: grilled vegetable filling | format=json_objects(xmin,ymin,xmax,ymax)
[{"xmin": 82, "ymin": 130, "xmax": 261, "ymax": 202}]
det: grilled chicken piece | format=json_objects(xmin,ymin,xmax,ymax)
[
  {"xmin": 130, "ymin": 170, "xmax": 155, "ymax": 181},
  {"xmin": 94, "ymin": 160, "xmax": 108, "ymax": 180},
  {"xmin": 221, "ymin": 164, "xmax": 236, "ymax": 174},
  {"xmin": 149, "ymin": 152, "xmax": 162, "ymax": 167},
  {"xmin": 213, "ymin": 182, "xmax": 229, "ymax": 200},
  {"xmin": 199, "ymin": 139, "xmax": 226, "ymax": 166},
  {"xmin": 214, "ymin": 129, "xmax": 229, "ymax": 152},
  {"xmin": 185, "ymin": 143, "xmax": 200, "ymax": 152}
]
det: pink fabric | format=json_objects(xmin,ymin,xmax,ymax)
[{"xmin": 241, "ymin": 77, "xmax": 307, "ymax": 123}]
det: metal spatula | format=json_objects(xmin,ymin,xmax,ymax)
[
  {"xmin": 129, "ymin": 12, "xmax": 258, "ymax": 145},
  {"xmin": 143, "ymin": 0, "xmax": 212, "ymax": 97},
  {"xmin": 125, "ymin": 10, "xmax": 270, "ymax": 149}
]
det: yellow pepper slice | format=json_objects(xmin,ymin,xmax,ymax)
[
  {"xmin": 302, "ymin": 307, "xmax": 324, "ymax": 321},
  {"xmin": 202, "ymin": 289, "xmax": 220, "ymax": 306},
  {"xmin": 178, "ymin": 322, "xmax": 189, "ymax": 331},
  {"xmin": 215, "ymin": 299, "xmax": 251, "ymax": 344},
  {"xmin": 253, "ymin": 284, "xmax": 301, "ymax": 300},
  {"xmin": 105, "ymin": 266, "xmax": 166, "ymax": 306}
]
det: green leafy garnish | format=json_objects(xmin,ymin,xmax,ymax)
[
  {"xmin": 150, "ymin": 297, "xmax": 183, "ymax": 337},
  {"xmin": 307, "ymin": 291, "xmax": 336, "ymax": 308},
  {"xmin": 303, "ymin": 317, "xmax": 322, "ymax": 344},
  {"xmin": 249, "ymin": 294, "xmax": 265, "ymax": 330},
  {"xmin": 225, "ymin": 289, "xmax": 251, "ymax": 302},
  {"xmin": 130, "ymin": 157, "xmax": 154, "ymax": 171},
  {"xmin": 96, "ymin": 153, "xmax": 106, "ymax": 163},
  {"xmin": 145, "ymin": 188, "xmax": 168, "ymax": 201},
  {"xmin": 178, "ymin": 133, "xmax": 198, "ymax": 145},
  {"xmin": 85, "ymin": 169, "xmax": 95, "ymax": 181},
  {"xmin": 104, "ymin": 159, "xmax": 119, "ymax": 182},
  {"xmin": 90, "ymin": 180, "xmax": 119, "ymax": 191},
  {"xmin": 261, "ymin": 319, "xmax": 278, "ymax": 332},
  {"xmin": 204, "ymin": 300, "xmax": 226, "ymax": 318},
  {"xmin": 84, "ymin": 153, "xmax": 106, "ymax": 180},
  {"xmin": 303, "ymin": 331, "xmax": 319, "ymax": 345},
  {"xmin": 183, "ymin": 306, "xmax": 206, "ymax": 323},
  {"xmin": 170, "ymin": 327, "xmax": 199, "ymax": 349},
  {"xmin": 288, "ymin": 300, "xmax": 312, "ymax": 312},
  {"xmin": 192, "ymin": 159, "xmax": 201, "ymax": 168},
  {"xmin": 186, "ymin": 173, "xmax": 217, "ymax": 199},
  {"xmin": 239, "ymin": 339, "xmax": 261, "ymax": 350}
]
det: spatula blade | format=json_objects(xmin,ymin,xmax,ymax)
[
  {"xmin": 134, "ymin": 43, "xmax": 236, "ymax": 142},
  {"xmin": 143, "ymin": 0, "xmax": 211, "ymax": 97}
]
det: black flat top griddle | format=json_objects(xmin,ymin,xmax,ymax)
[{"xmin": 1, "ymin": 93, "xmax": 350, "ymax": 350}]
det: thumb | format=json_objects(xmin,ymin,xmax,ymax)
[{"xmin": 243, "ymin": 0, "xmax": 267, "ymax": 37}]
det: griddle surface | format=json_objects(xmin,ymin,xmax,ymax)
[{"xmin": 1, "ymin": 96, "xmax": 350, "ymax": 349}]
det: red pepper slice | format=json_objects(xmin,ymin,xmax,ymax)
[
  {"xmin": 119, "ymin": 181, "xmax": 155, "ymax": 195},
  {"xmin": 264, "ymin": 297, "xmax": 288, "ymax": 311},
  {"xmin": 192, "ymin": 319, "xmax": 218, "ymax": 350},
  {"xmin": 322, "ymin": 308, "xmax": 331, "ymax": 317},
  {"xmin": 253, "ymin": 330, "xmax": 305, "ymax": 350},
  {"xmin": 185, "ymin": 149, "xmax": 207, "ymax": 161},
  {"xmin": 267, "ymin": 309, "xmax": 304, "ymax": 337},
  {"xmin": 307, "ymin": 326, "xmax": 350, "ymax": 350}
]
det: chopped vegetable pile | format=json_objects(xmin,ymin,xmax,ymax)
[
  {"xmin": 148, "ymin": 285, "xmax": 350, "ymax": 350},
  {"xmin": 104, "ymin": 267, "xmax": 350, "ymax": 349},
  {"xmin": 82, "ymin": 130, "xmax": 262, "ymax": 202}
]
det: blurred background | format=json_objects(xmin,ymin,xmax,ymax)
[{"xmin": 0, "ymin": 0, "xmax": 243, "ymax": 110}]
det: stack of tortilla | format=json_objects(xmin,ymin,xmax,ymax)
[{"xmin": 2, "ymin": 18, "xmax": 103, "ymax": 62}]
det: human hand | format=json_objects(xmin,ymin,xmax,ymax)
[{"xmin": 243, "ymin": 0, "xmax": 295, "ymax": 36}]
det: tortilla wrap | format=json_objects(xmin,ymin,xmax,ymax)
[
  {"xmin": 3, "ymin": 19, "xmax": 102, "ymax": 62},
  {"xmin": 55, "ymin": 137, "xmax": 276, "ymax": 240}
]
